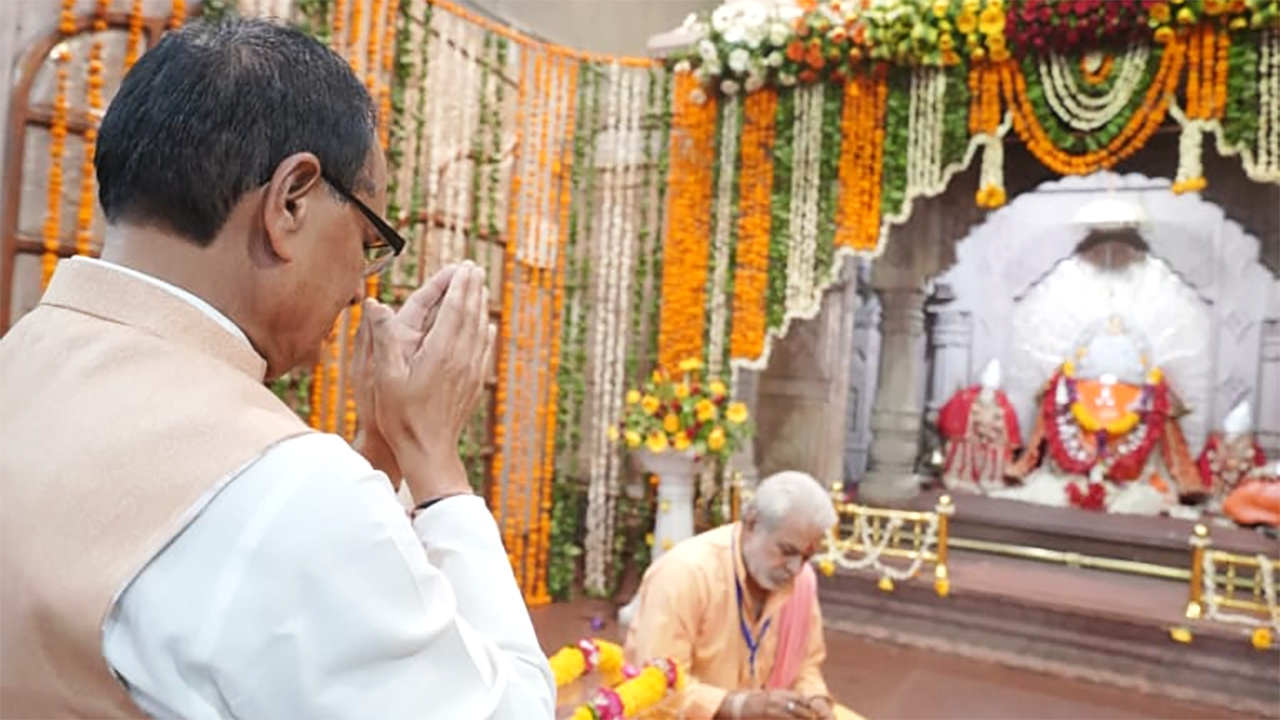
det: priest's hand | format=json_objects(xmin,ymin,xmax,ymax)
[
  {"xmin": 365, "ymin": 260, "xmax": 495, "ymax": 503},
  {"xmin": 741, "ymin": 690, "xmax": 820, "ymax": 719},
  {"xmin": 352, "ymin": 265, "xmax": 457, "ymax": 489},
  {"xmin": 805, "ymin": 696, "xmax": 836, "ymax": 720}
]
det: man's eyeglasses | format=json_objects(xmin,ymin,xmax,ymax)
[{"xmin": 322, "ymin": 172, "xmax": 406, "ymax": 276}]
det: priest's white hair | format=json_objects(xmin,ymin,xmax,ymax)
[{"xmin": 749, "ymin": 471, "xmax": 838, "ymax": 532}]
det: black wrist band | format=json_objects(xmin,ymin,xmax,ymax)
[{"xmin": 413, "ymin": 497, "xmax": 449, "ymax": 514}]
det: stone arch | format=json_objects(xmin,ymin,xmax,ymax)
[{"xmin": 936, "ymin": 171, "xmax": 1279, "ymax": 455}]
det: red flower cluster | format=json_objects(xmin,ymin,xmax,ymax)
[
  {"xmin": 1066, "ymin": 480, "xmax": 1108, "ymax": 511},
  {"xmin": 1006, "ymin": 0, "xmax": 1153, "ymax": 57}
]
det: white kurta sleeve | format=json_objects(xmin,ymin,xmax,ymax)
[{"xmin": 101, "ymin": 433, "xmax": 554, "ymax": 720}]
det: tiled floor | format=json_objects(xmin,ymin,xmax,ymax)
[{"xmin": 532, "ymin": 600, "xmax": 1253, "ymax": 720}]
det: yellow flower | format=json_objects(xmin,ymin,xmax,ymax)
[
  {"xmin": 646, "ymin": 431, "xmax": 669, "ymax": 453},
  {"xmin": 1148, "ymin": 1, "xmax": 1170, "ymax": 22},
  {"xmin": 961, "ymin": 0, "xmax": 979, "ymax": 12},
  {"xmin": 956, "ymin": 11, "xmax": 977, "ymax": 34},
  {"xmin": 1176, "ymin": 6, "xmax": 1195, "ymax": 23},
  {"xmin": 817, "ymin": 558, "xmax": 836, "ymax": 577},
  {"xmin": 663, "ymin": 413, "xmax": 682, "ymax": 434},
  {"xmin": 989, "ymin": 45, "xmax": 1010, "ymax": 63},
  {"xmin": 607, "ymin": 426, "xmax": 620, "ymax": 442},
  {"xmin": 625, "ymin": 430, "xmax": 642, "ymax": 448},
  {"xmin": 939, "ymin": 32, "xmax": 955, "ymax": 51},
  {"xmin": 626, "ymin": 390, "xmax": 641, "ymax": 405},
  {"xmin": 645, "ymin": 532, "xmax": 655, "ymax": 546},
  {"xmin": 695, "ymin": 399, "xmax": 717, "ymax": 423},
  {"xmin": 1229, "ymin": 16, "xmax": 1247, "ymax": 29},
  {"xmin": 977, "ymin": 6, "xmax": 1004, "ymax": 35},
  {"xmin": 674, "ymin": 382, "xmax": 690, "ymax": 400},
  {"xmin": 678, "ymin": 358, "xmax": 703, "ymax": 373},
  {"xmin": 673, "ymin": 433, "xmax": 692, "ymax": 451},
  {"xmin": 650, "ymin": 369, "xmax": 665, "ymax": 383},
  {"xmin": 641, "ymin": 395, "xmax": 661, "ymax": 415},
  {"xmin": 709, "ymin": 380, "xmax": 727, "ymax": 397},
  {"xmin": 931, "ymin": 0, "xmax": 950, "ymax": 18},
  {"xmin": 661, "ymin": 538, "xmax": 673, "ymax": 551},
  {"xmin": 1252, "ymin": 627, "xmax": 1273, "ymax": 650},
  {"xmin": 707, "ymin": 427, "xmax": 726, "ymax": 452},
  {"xmin": 942, "ymin": 49, "xmax": 962, "ymax": 66},
  {"xmin": 970, "ymin": 45, "xmax": 987, "ymax": 61},
  {"xmin": 726, "ymin": 402, "xmax": 749, "ymax": 424},
  {"xmin": 1204, "ymin": 0, "xmax": 1226, "ymax": 15},
  {"xmin": 1153, "ymin": 26, "xmax": 1175, "ymax": 43}
]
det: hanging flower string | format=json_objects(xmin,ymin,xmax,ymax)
[
  {"xmin": 729, "ymin": 88, "xmax": 776, "ymax": 361},
  {"xmin": 40, "ymin": 0, "xmax": 77, "ymax": 290}
]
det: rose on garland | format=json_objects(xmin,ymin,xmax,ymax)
[{"xmin": 610, "ymin": 358, "xmax": 753, "ymax": 462}]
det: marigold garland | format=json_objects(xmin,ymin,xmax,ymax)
[
  {"xmin": 1003, "ymin": 34, "xmax": 1186, "ymax": 176},
  {"xmin": 549, "ymin": 639, "xmax": 685, "ymax": 720},
  {"xmin": 657, "ymin": 71, "xmax": 717, "ymax": 369},
  {"xmin": 75, "ymin": 2, "xmax": 109, "ymax": 260},
  {"xmin": 729, "ymin": 89, "xmax": 776, "ymax": 362},
  {"xmin": 40, "ymin": 1, "xmax": 75, "ymax": 290},
  {"xmin": 832, "ymin": 64, "xmax": 888, "ymax": 251}
]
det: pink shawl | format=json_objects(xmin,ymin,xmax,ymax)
[{"xmin": 766, "ymin": 563, "xmax": 816, "ymax": 690}]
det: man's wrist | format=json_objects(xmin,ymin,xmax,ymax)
[
  {"xmin": 395, "ymin": 442, "xmax": 472, "ymax": 502},
  {"xmin": 354, "ymin": 430, "xmax": 401, "ymax": 482}
]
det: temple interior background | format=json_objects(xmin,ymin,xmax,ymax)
[{"xmin": 2, "ymin": 0, "xmax": 1279, "ymax": 717}]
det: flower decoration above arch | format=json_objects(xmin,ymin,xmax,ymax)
[{"xmin": 667, "ymin": 0, "xmax": 1280, "ymax": 99}]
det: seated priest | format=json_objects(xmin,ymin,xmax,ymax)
[{"xmin": 624, "ymin": 471, "xmax": 860, "ymax": 720}]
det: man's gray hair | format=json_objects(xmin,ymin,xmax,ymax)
[{"xmin": 748, "ymin": 471, "xmax": 838, "ymax": 532}]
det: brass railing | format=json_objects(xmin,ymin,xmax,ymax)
[
  {"xmin": 1184, "ymin": 524, "xmax": 1279, "ymax": 651},
  {"xmin": 813, "ymin": 484, "xmax": 953, "ymax": 597}
]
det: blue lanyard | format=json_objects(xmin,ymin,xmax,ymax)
[{"xmin": 732, "ymin": 538, "xmax": 771, "ymax": 678}]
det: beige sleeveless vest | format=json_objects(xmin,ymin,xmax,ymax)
[{"xmin": 0, "ymin": 258, "xmax": 312, "ymax": 718}]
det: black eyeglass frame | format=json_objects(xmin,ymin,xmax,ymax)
[{"xmin": 321, "ymin": 171, "xmax": 407, "ymax": 259}]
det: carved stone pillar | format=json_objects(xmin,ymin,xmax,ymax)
[
  {"xmin": 924, "ymin": 288, "xmax": 972, "ymax": 421},
  {"xmin": 860, "ymin": 287, "xmax": 930, "ymax": 505},
  {"xmin": 842, "ymin": 289, "xmax": 881, "ymax": 483}
]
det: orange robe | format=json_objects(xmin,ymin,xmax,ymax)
[{"xmin": 624, "ymin": 524, "xmax": 829, "ymax": 719}]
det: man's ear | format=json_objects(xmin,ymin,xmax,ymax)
[
  {"xmin": 262, "ymin": 152, "xmax": 323, "ymax": 262},
  {"xmin": 741, "ymin": 507, "xmax": 758, "ymax": 533}
]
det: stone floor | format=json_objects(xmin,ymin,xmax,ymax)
[{"xmin": 531, "ymin": 600, "xmax": 1254, "ymax": 720}]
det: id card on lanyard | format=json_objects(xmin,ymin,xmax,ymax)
[{"xmin": 733, "ymin": 536, "xmax": 771, "ymax": 685}]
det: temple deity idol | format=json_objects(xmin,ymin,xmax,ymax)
[
  {"xmin": 936, "ymin": 360, "xmax": 1022, "ymax": 493},
  {"xmin": 998, "ymin": 315, "xmax": 1201, "ymax": 516},
  {"xmin": 1196, "ymin": 400, "xmax": 1267, "ymax": 512}
]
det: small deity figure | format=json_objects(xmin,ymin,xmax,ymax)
[
  {"xmin": 936, "ymin": 360, "xmax": 1022, "ymax": 493},
  {"xmin": 1196, "ymin": 400, "xmax": 1267, "ymax": 511},
  {"xmin": 1222, "ymin": 461, "xmax": 1280, "ymax": 529},
  {"xmin": 1000, "ymin": 315, "xmax": 1202, "ymax": 516}
]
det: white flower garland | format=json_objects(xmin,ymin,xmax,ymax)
[
  {"xmin": 585, "ymin": 64, "xmax": 638, "ymax": 594},
  {"xmin": 419, "ymin": 12, "xmax": 453, "ymax": 275},
  {"xmin": 1169, "ymin": 29, "xmax": 1280, "ymax": 187},
  {"xmin": 1257, "ymin": 29, "xmax": 1280, "ymax": 179},
  {"xmin": 705, "ymin": 96, "xmax": 742, "ymax": 376},
  {"xmin": 906, "ymin": 66, "xmax": 946, "ymax": 200},
  {"xmin": 1201, "ymin": 550, "xmax": 1280, "ymax": 633},
  {"xmin": 1169, "ymin": 104, "xmax": 1209, "ymax": 194},
  {"xmin": 816, "ymin": 513, "xmax": 940, "ymax": 582},
  {"xmin": 1040, "ymin": 45, "xmax": 1149, "ymax": 132},
  {"xmin": 443, "ymin": 25, "xmax": 483, "ymax": 264},
  {"xmin": 394, "ymin": 0, "xmax": 426, "ymax": 228},
  {"xmin": 236, "ymin": 0, "xmax": 293, "ymax": 19},
  {"xmin": 784, "ymin": 84, "xmax": 823, "ymax": 318}
]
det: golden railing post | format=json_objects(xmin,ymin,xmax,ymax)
[
  {"xmin": 934, "ymin": 494, "xmax": 954, "ymax": 598},
  {"xmin": 1186, "ymin": 524, "xmax": 1210, "ymax": 620}
]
